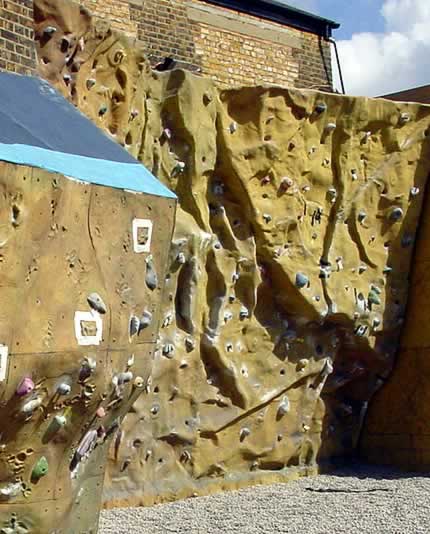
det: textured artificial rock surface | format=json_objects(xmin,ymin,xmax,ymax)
[
  {"xmin": 361, "ymin": 159, "xmax": 430, "ymax": 470},
  {"xmin": 34, "ymin": 0, "xmax": 430, "ymax": 508},
  {"xmin": 0, "ymin": 161, "xmax": 175, "ymax": 531}
]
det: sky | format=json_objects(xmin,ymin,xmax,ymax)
[{"xmin": 284, "ymin": 0, "xmax": 430, "ymax": 96}]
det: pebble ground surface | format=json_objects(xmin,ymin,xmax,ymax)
[{"xmin": 100, "ymin": 463, "xmax": 430, "ymax": 533}]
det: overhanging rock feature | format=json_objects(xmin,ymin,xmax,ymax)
[
  {"xmin": 0, "ymin": 72, "xmax": 176, "ymax": 532},
  {"xmin": 31, "ymin": 0, "xmax": 430, "ymax": 510}
]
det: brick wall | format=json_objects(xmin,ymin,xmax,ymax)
[
  {"xmin": 0, "ymin": 0, "xmax": 36, "ymax": 74},
  {"xmin": 130, "ymin": 0, "xmax": 200, "ymax": 71},
  {"xmin": 79, "ymin": 0, "xmax": 334, "ymax": 90},
  {"xmin": 80, "ymin": 0, "xmax": 137, "ymax": 37},
  {"xmin": 190, "ymin": 1, "xmax": 331, "ymax": 89},
  {"xmin": 0, "ymin": 0, "xmax": 333, "ymax": 90}
]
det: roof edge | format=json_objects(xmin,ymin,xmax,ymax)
[
  {"xmin": 0, "ymin": 143, "xmax": 177, "ymax": 199},
  {"xmin": 203, "ymin": 0, "xmax": 340, "ymax": 38}
]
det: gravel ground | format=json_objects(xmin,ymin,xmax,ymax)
[{"xmin": 100, "ymin": 463, "xmax": 430, "ymax": 534}]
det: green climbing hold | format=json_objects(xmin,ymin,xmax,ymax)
[
  {"xmin": 31, "ymin": 456, "xmax": 49, "ymax": 481},
  {"xmin": 368, "ymin": 290, "xmax": 381, "ymax": 306}
]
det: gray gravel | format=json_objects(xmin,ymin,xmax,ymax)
[{"xmin": 100, "ymin": 463, "xmax": 430, "ymax": 533}]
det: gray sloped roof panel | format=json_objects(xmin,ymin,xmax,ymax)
[{"xmin": 0, "ymin": 72, "xmax": 176, "ymax": 199}]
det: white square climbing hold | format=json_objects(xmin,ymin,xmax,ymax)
[
  {"xmin": 132, "ymin": 218, "xmax": 153, "ymax": 253},
  {"xmin": 74, "ymin": 311, "xmax": 103, "ymax": 346},
  {"xmin": 0, "ymin": 345, "xmax": 8, "ymax": 382}
]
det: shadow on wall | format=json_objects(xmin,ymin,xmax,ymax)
[{"xmin": 360, "ymin": 119, "xmax": 430, "ymax": 470}]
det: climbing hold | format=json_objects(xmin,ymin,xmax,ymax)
[
  {"xmin": 75, "ymin": 430, "xmax": 98, "ymax": 463},
  {"xmin": 373, "ymin": 316, "xmax": 381, "ymax": 328},
  {"xmin": 180, "ymin": 450, "xmax": 192, "ymax": 463},
  {"xmin": 134, "ymin": 376, "xmax": 144, "ymax": 388},
  {"xmin": 43, "ymin": 26, "xmax": 57, "ymax": 36},
  {"xmin": 129, "ymin": 315, "xmax": 140, "ymax": 337},
  {"xmin": 355, "ymin": 325, "xmax": 368, "ymax": 337},
  {"xmin": 371, "ymin": 285, "xmax": 382, "ymax": 295},
  {"xmin": 21, "ymin": 396, "xmax": 42, "ymax": 415},
  {"xmin": 315, "ymin": 102, "xmax": 327, "ymax": 114},
  {"xmin": 162, "ymin": 344, "xmax": 175, "ymax": 358},
  {"xmin": 31, "ymin": 457, "xmax": 49, "ymax": 481},
  {"xmin": 410, "ymin": 186, "xmax": 420, "ymax": 197},
  {"xmin": 140, "ymin": 310, "xmax": 153, "ymax": 329},
  {"xmin": 399, "ymin": 112, "xmax": 410, "ymax": 125},
  {"xmin": 261, "ymin": 175, "xmax": 271, "ymax": 185},
  {"xmin": 87, "ymin": 293, "xmax": 107, "ymax": 314},
  {"xmin": 295, "ymin": 273, "xmax": 309, "ymax": 289},
  {"xmin": 226, "ymin": 342, "xmax": 233, "ymax": 353},
  {"xmin": 79, "ymin": 357, "xmax": 96, "ymax": 382},
  {"xmin": 389, "ymin": 207, "xmax": 403, "ymax": 222},
  {"xmin": 277, "ymin": 396, "xmax": 290, "ymax": 417},
  {"xmin": 368, "ymin": 290, "xmax": 381, "ymax": 306},
  {"xmin": 383, "ymin": 266, "xmax": 393, "ymax": 274},
  {"xmin": 145, "ymin": 255, "xmax": 158, "ymax": 290},
  {"xmin": 213, "ymin": 182, "xmax": 224, "ymax": 195},
  {"xmin": 239, "ymin": 427, "xmax": 250, "ymax": 441},
  {"xmin": 280, "ymin": 177, "xmax": 293, "ymax": 191},
  {"xmin": 96, "ymin": 406, "xmax": 106, "ymax": 418},
  {"xmin": 185, "ymin": 337, "xmax": 195, "ymax": 352},
  {"xmin": 171, "ymin": 161, "xmax": 186, "ymax": 176},
  {"xmin": 224, "ymin": 311, "xmax": 233, "ymax": 323},
  {"xmin": 229, "ymin": 122, "xmax": 237, "ymax": 134},
  {"xmin": 358, "ymin": 265, "xmax": 367, "ymax": 274},
  {"xmin": 351, "ymin": 169, "xmax": 358, "ymax": 181},
  {"xmin": 325, "ymin": 122, "xmax": 337, "ymax": 133},
  {"xmin": 297, "ymin": 359, "xmax": 308, "ymax": 372},
  {"xmin": 319, "ymin": 265, "xmax": 331, "ymax": 279},
  {"xmin": 203, "ymin": 92, "xmax": 213, "ymax": 105},
  {"xmin": 176, "ymin": 252, "xmax": 186, "ymax": 264},
  {"xmin": 86, "ymin": 78, "xmax": 96, "ymax": 90},
  {"xmin": 321, "ymin": 358, "xmax": 334, "ymax": 376},
  {"xmin": 150, "ymin": 404, "xmax": 160, "ymax": 416},
  {"xmin": 98, "ymin": 104, "xmax": 108, "ymax": 116},
  {"xmin": 130, "ymin": 109, "xmax": 139, "ymax": 119},
  {"xmin": 16, "ymin": 377, "xmax": 35, "ymax": 397},
  {"xmin": 327, "ymin": 187, "xmax": 337, "ymax": 202},
  {"xmin": 162, "ymin": 128, "xmax": 172, "ymax": 140},
  {"xmin": 361, "ymin": 131, "xmax": 372, "ymax": 145},
  {"xmin": 57, "ymin": 383, "xmax": 71, "ymax": 395},
  {"xmin": 239, "ymin": 306, "xmax": 249, "ymax": 319},
  {"xmin": 358, "ymin": 211, "xmax": 366, "ymax": 223},
  {"xmin": 0, "ymin": 481, "xmax": 22, "ymax": 500},
  {"xmin": 63, "ymin": 74, "xmax": 71, "ymax": 84},
  {"xmin": 48, "ymin": 414, "xmax": 67, "ymax": 435},
  {"xmin": 263, "ymin": 213, "xmax": 272, "ymax": 223},
  {"xmin": 116, "ymin": 371, "xmax": 133, "ymax": 385}
]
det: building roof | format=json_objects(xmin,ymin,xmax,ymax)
[
  {"xmin": 382, "ymin": 84, "xmax": 430, "ymax": 105},
  {"xmin": 205, "ymin": 0, "xmax": 340, "ymax": 37},
  {"xmin": 0, "ymin": 72, "xmax": 175, "ymax": 199}
]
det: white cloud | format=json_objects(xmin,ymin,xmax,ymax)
[{"xmin": 334, "ymin": 0, "xmax": 430, "ymax": 96}]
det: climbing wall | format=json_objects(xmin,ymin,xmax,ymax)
[
  {"xmin": 361, "ymin": 166, "xmax": 430, "ymax": 470},
  {"xmin": 0, "ymin": 162, "xmax": 175, "ymax": 531},
  {"xmin": 33, "ymin": 0, "xmax": 430, "ymax": 508}
]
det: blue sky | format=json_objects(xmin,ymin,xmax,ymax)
[
  {"xmin": 295, "ymin": 0, "xmax": 385, "ymax": 40},
  {"xmin": 285, "ymin": 0, "xmax": 430, "ymax": 96}
]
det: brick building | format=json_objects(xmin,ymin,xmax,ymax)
[
  {"xmin": 0, "ymin": 0, "xmax": 36, "ymax": 74},
  {"xmin": 0, "ymin": 0, "xmax": 339, "ymax": 90}
]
